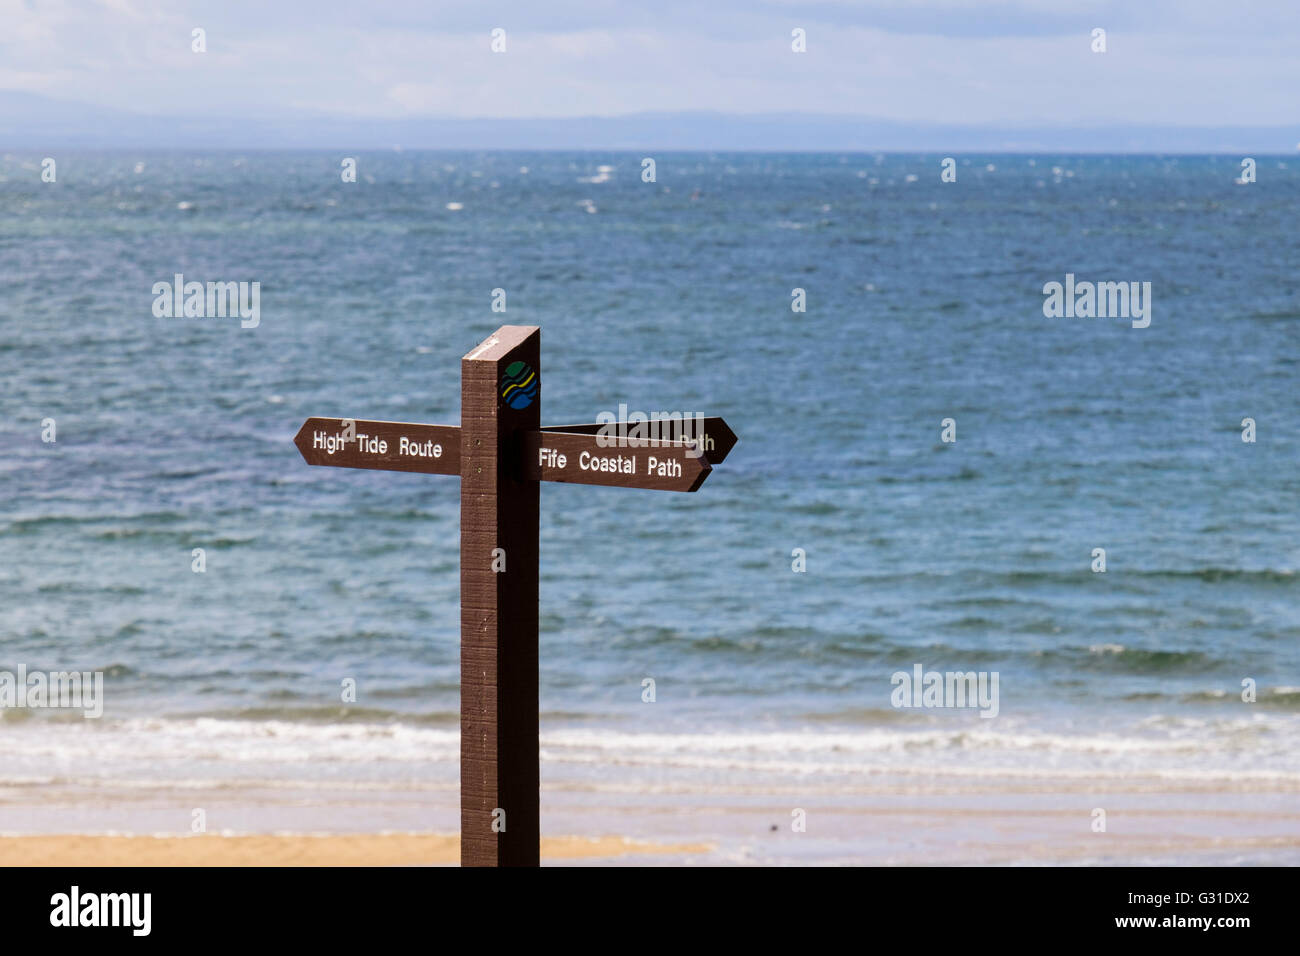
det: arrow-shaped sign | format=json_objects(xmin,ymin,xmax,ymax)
[
  {"xmin": 294, "ymin": 417, "xmax": 461, "ymax": 475},
  {"xmin": 540, "ymin": 417, "xmax": 737, "ymax": 464},
  {"xmin": 521, "ymin": 430, "xmax": 711, "ymax": 492}
]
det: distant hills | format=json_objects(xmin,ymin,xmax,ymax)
[{"xmin": 2, "ymin": 91, "xmax": 1297, "ymax": 152}]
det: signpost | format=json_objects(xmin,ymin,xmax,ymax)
[{"xmin": 294, "ymin": 325, "xmax": 736, "ymax": 866}]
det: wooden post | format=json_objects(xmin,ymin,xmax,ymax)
[{"xmin": 459, "ymin": 326, "xmax": 541, "ymax": 867}]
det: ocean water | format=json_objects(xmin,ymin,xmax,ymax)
[{"xmin": 1, "ymin": 152, "xmax": 1298, "ymax": 862}]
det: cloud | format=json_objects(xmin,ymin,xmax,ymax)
[{"xmin": 0, "ymin": 0, "xmax": 1296, "ymax": 127}]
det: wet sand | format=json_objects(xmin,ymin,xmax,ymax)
[{"xmin": 0, "ymin": 833, "xmax": 713, "ymax": 866}]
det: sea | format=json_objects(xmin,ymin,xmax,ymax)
[{"xmin": 2, "ymin": 151, "xmax": 1297, "ymax": 863}]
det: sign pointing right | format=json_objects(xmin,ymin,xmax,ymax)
[{"xmin": 522, "ymin": 430, "xmax": 711, "ymax": 492}]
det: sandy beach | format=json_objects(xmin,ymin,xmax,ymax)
[
  {"xmin": 5, "ymin": 777, "xmax": 1300, "ymax": 865},
  {"xmin": 6, "ymin": 815, "xmax": 1300, "ymax": 866},
  {"xmin": 5, "ymin": 712, "xmax": 1300, "ymax": 865},
  {"xmin": 0, "ymin": 833, "xmax": 713, "ymax": 867}
]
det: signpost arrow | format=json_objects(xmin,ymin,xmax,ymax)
[
  {"xmin": 294, "ymin": 326, "xmax": 737, "ymax": 866},
  {"xmin": 522, "ymin": 430, "xmax": 711, "ymax": 492},
  {"xmin": 540, "ymin": 416, "xmax": 738, "ymax": 464},
  {"xmin": 294, "ymin": 417, "xmax": 460, "ymax": 475}
]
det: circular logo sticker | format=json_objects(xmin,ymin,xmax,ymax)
[{"xmin": 499, "ymin": 360, "xmax": 538, "ymax": 410}]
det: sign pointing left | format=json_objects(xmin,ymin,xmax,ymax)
[{"xmin": 293, "ymin": 417, "xmax": 461, "ymax": 475}]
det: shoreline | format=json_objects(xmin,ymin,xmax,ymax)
[{"xmin": 5, "ymin": 714, "xmax": 1299, "ymax": 865}]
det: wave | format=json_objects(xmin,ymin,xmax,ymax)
[
  {"xmin": 649, "ymin": 633, "xmax": 1237, "ymax": 675},
  {"xmin": 1120, "ymin": 688, "xmax": 1300, "ymax": 709},
  {"xmin": 3, "ymin": 512, "xmax": 192, "ymax": 533},
  {"xmin": 842, "ymin": 567, "xmax": 1298, "ymax": 588},
  {"xmin": 1145, "ymin": 568, "xmax": 1297, "ymax": 584},
  {"xmin": 181, "ymin": 706, "xmax": 459, "ymax": 724},
  {"xmin": 2, "ymin": 713, "xmax": 1296, "ymax": 769},
  {"xmin": 1041, "ymin": 644, "xmax": 1221, "ymax": 674}
]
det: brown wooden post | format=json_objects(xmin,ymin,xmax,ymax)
[{"xmin": 459, "ymin": 325, "xmax": 541, "ymax": 867}]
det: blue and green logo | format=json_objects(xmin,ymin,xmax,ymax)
[{"xmin": 500, "ymin": 360, "xmax": 538, "ymax": 410}]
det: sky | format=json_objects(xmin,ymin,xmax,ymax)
[{"xmin": 0, "ymin": 0, "xmax": 1297, "ymax": 130}]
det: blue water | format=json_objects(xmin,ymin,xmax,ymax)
[{"xmin": 1, "ymin": 154, "xmax": 1297, "ymax": 847}]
